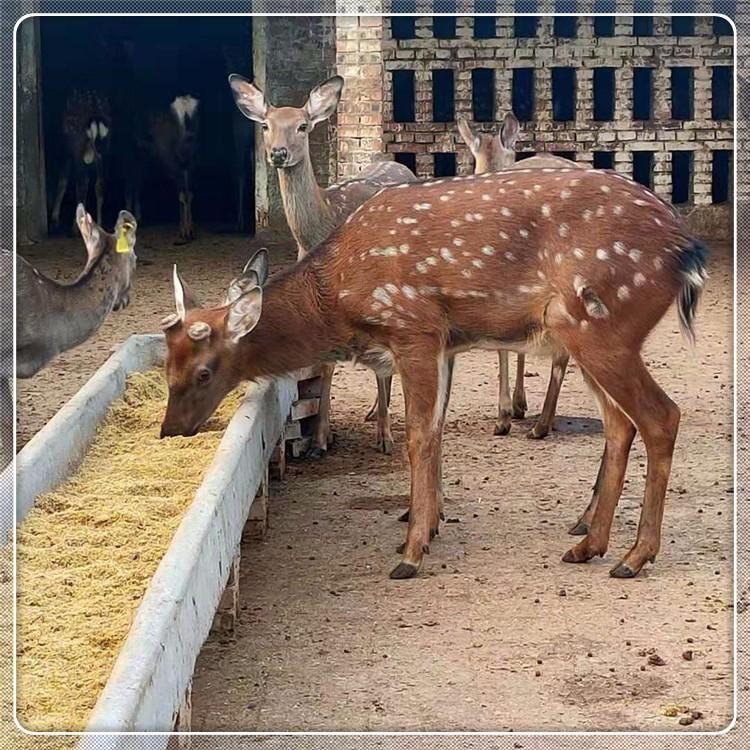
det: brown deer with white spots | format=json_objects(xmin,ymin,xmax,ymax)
[
  {"xmin": 159, "ymin": 166, "xmax": 707, "ymax": 580},
  {"xmin": 229, "ymin": 74, "xmax": 417, "ymax": 457},
  {"xmin": 458, "ymin": 114, "xmax": 581, "ymax": 439}
]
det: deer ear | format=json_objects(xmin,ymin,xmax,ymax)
[
  {"xmin": 243, "ymin": 248, "xmax": 269, "ymax": 287},
  {"xmin": 228, "ymin": 74, "xmax": 268, "ymax": 123},
  {"xmin": 114, "ymin": 210, "xmax": 137, "ymax": 254},
  {"xmin": 76, "ymin": 204, "xmax": 101, "ymax": 260},
  {"xmin": 173, "ymin": 265, "xmax": 202, "ymax": 321},
  {"xmin": 499, "ymin": 112, "xmax": 520, "ymax": 151},
  {"xmin": 304, "ymin": 76, "xmax": 343, "ymax": 127},
  {"xmin": 457, "ymin": 118, "xmax": 480, "ymax": 156},
  {"xmin": 225, "ymin": 286, "xmax": 263, "ymax": 344}
]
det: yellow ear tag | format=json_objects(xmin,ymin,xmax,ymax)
[{"xmin": 116, "ymin": 234, "xmax": 130, "ymax": 253}]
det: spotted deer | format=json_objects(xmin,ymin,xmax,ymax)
[
  {"xmin": 159, "ymin": 167, "xmax": 707, "ymax": 580},
  {"xmin": 458, "ymin": 114, "xmax": 581, "ymax": 439},
  {"xmin": 50, "ymin": 90, "xmax": 112, "ymax": 232},
  {"xmin": 16, "ymin": 205, "xmax": 137, "ymax": 378},
  {"xmin": 229, "ymin": 73, "xmax": 417, "ymax": 456}
]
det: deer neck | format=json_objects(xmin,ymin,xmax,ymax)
[
  {"xmin": 277, "ymin": 153, "xmax": 338, "ymax": 255},
  {"xmin": 53, "ymin": 255, "xmax": 120, "ymax": 352},
  {"xmin": 231, "ymin": 259, "xmax": 346, "ymax": 379}
]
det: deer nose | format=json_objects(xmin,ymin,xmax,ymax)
[{"xmin": 270, "ymin": 147, "xmax": 288, "ymax": 165}]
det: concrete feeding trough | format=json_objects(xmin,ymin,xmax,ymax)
[{"xmin": 7, "ymin": 334, "xmax": 297, "ymax": 743}]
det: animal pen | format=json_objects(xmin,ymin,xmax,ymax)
[{"xmin": 9, "ymin": 5, "xmax": 735, "ymax": 738}]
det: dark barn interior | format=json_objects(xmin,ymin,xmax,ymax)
[{"xmin": 38, "ymin": 16, "xmax": 254, "ymax": 234}]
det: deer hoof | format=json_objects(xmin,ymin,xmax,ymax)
[
  {"xmin": 512, "ymin": 406, "xmax": 527, "ymax": 420},
  {"xmin": 568, "ymin": 519, "xmax": 590, "ymax": 536},
  {"xmin": 305, "ymin": 446, "xmax": 327, "ymax": 460},
  {"xmin": 494, "ymin": 421, "xmax": 511, "ymax": 436},
  {"xmin": 376, "ymin": 437, "xmax": 394, "ymax": 455},
  {"xmin": 398, "ymin": 509, "xmax": 410, "ymax": 522},
  {"xmin": 389, "ymin": 561, "xmax": 419, "ymax": 580},
  {"xmin": 609, "ymin": 561, "xmax": 639, "ymax": 579},
  {"xmin": 527, "ymin": 424, "xmax": 549, "ymax": 440}
]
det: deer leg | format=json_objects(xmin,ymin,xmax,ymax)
[
  {"xmin": 94, "ymin": 163, "xmax": 104, "ymax": 226},
  {"xmin": 308, "ymin": 363, "xmax": 335, "ymax": 459},
  {"xmin": 568, "ymin": 445, "xmax": 606, "ymax": 535},
  {"xmin": 494, "ymin": 351, "xmax": 512, "ymax": 436},
  {"xmin": 186, "ymin": 190, "xmax": 195, "ymax": 240},
  {"xmin": 512, "ymin": 353, "xmax": 527, "ymax": 419},
  {"xmin": 562, "ymin": 373, "xmax": 635, "ymax": 564},
  {"xmin": 375, "ymin": 375, "xmax": 393, "ymax": 455},
  {"xmin": 528, "ymin": 353, "xmax": 569, "ymax": 440},
  {"xmin": 391, "ymin": 349, "xmax": 447, "ymax": 579},
  {"xmin": 50, "ymin": 163, "xmax": 70, "ymax": 230}
]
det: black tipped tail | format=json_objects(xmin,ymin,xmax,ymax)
[{"xmin": 677, "ymin": 239, "xmax": 709, "ymax": 346}]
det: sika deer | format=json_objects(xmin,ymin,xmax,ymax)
[
  {"xmin": 229, "ymin": 73, "xmax": 417, "ymax": 456},
  {"xmin": 16, "ymin": 205, "xmax": 137, "ymax": 378},
  {"xmin": 458, "ymin": 114, "xmax": 580, "ymax": 439},
  {"xmin": 159, "ymin": 167, "xmax": 707, "ymax": 580},
  {"xmin": 50, "ymin": 90, "xmax": 112, "ymax": 232}
]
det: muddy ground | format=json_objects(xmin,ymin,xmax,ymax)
[{"xmin": 14, "ymin": 227, "xmax": 733, "ymax": 733}]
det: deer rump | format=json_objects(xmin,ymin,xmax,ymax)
[{"xmin": 329, "ymin": 168, "xmax": 705, "ymax": 363}]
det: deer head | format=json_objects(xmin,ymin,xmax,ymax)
[
  {"xmin": 160, "ymin": 249, "xmax": 269, "ymax": 438},
  {"xmin": 457, "ymin": 113, "xmax": 520, "ymax": 173},
  {"xmin": 228, "ymin": 74, "xmax": 344, "ymax": 169},
  {"xmin": 75, "ymin": 204, "xmax": 137, "ymax": 310}
]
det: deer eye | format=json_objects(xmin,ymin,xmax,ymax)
[
  {"xmin": 298, "ymin": 123, "xmax": 308, "ymax": 133},
  {"xmin": 261, "ymin": 122, "xmax": 269, "ymax": 132},
  {"xmin": 195, "ymin": 366, "xmax": 212, "ymax": 386}
]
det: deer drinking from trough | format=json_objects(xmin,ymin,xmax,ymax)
[
  {"xmin": 229, "ymin": 73, "xmax": 418, "ymax": 456},
  {"xmin": 50, "ymin": 90, "xmax": 112, "ymax": 233},
  {"xmin": 159, "ymin": 167, "xmax": 707, "ymax": 580},
  {"xmin": 16, "ymin": 205, "xmax": 137, "ymax": 378},
  {"xmin": 458, "ymin": 114, "xmax": 580, "ymax": 440}
]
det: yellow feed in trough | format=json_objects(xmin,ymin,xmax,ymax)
[{"xmin": 16, "ymin": 371, "xmax": 246, "ymax": 731}]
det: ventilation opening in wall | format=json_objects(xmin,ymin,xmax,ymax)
[
  {"xmin": 554, "ymin": 16, "xmax": 577, "ymax": 38},
  {"xmin": 593, "ymin": 151, "xmax": 615, "ymax": 169},
  {"xmin": 512, "ymin": 68, "xmax": 535, "ymax": 122},
  {"xmin": 516, "ymin": 151, "xmax": 537, "ymax": 161},
  {"xmin": 433, "ymin": 69, "xmax": 455, "ymax": 122},
  {"xmin": 593, "ymin": 1, "xmax": 615, "ymax": 37},
  {"xmin": 671, "ymin": 68, "xmax": 694, "ymax": 120},
  {"xmin": 633, "ymin": 151, "xmax": 654, "ymax": 188},
  {"xmin": 433, "ymin": 3, "xmax": 457, "ymax": 40},
  {"xmin": 593, "ymin": 68, "xmax": 615, "ymax": 121},
  {"xmin": 474, "ymin": 12, "xmax": 496, "ymax": 39},
  {"xmin": 434, "ymin": 152, "xmax": 457, "ymax": 177},
  {"xmin": 472, "ymin": 69, "xmax": 495, "ymax": 122},
  {"xmin": 633, "ymin": 16, "xmax": 654, "ymax": 36},
  {"xmin": 553, "ymin": 151, "xmax": 577, "ymax": 163},
  {"xmin": 393, "ymin": 70, "xmax": 416, "ymax": 123},
  {"xmin": 712, "ymin": 66, "xmax": 732, "ymax": 120},
  {"xmin": 394, "ymin": 152, "xmax": 417, "ymax": 175},
  {"xmin": 391, "ymin": 1, "xmax": 417, "ymax": 39},
  {"xmin": 633, "ymin": 67, "xmax": 653, "ymax": 120},
  {"xmin": 552, "ymin": 68, "xmax": 576, "ymax": 122},
  {"xmin": 672, "ymin": 15, "xmax": 695, "ymax": 36},
  {"xmin": 514, "ymin": 16, "xmax": 538, "ymax": 37},
  {"xmin": 671, "ymin": 151, "xmax": 693, "ymax": 204},
  {"xmin": 713, "ymin": 16, "xmax": 734, "ymax": 36},
  {"xmin": 712, "ymin": 149, "xmax": 731, "ymax": 203}
]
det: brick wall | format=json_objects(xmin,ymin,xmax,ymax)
[{"xmin": 333, "ymin": 11, "xmax": 733, "ymax": 233}]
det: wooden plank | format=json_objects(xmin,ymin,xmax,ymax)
[
  {"xmin": 297, "ymin": 377, "xmax": 323, "ymax": 399},
  {"xmin": 289, "ymin": 436, "xmax": 312, "ymax": 458},
  {"xmin": 290, "ymin": 397, "xmax": 320, "ymax": 421}
]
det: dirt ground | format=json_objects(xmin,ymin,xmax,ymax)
[{"xmin": 13, "ymin": 226, "xmax": 733, "ymax": 733}]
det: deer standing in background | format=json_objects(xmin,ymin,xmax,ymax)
[
  {"xmin": 15, "ymin": 205, "xmax": 137, "ymax": 378},
  {"xmin": 229, "ymin": 73, "xmax": 417, "ymax": 457},
  {"xmin": 159, "ymin": 168, "xmax": 707, "ymax": 580},
  {"xmin": 50, "ymin": 91, "xmax": 112, "ymax": 233},
  {"xmin": 147, "ymin": 95, "xmax": 200, "ymax": 244},
  {"xmin": 458, "ymin": 114, "xmax": 581, "ymax": 439}
]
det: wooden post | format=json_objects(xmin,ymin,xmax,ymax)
[
  {"xmin": 16, "ymin": 16, "xmax": 47, "ymax": 244},
  {"xmin": 244, "ymin": 464, "xmax": 269, "ymax": 539},
  {"xmin": 210, "ymin": 551, "xmax": 241, "ymax": 636},
  {"xmin": 167, "ymin": 679, "xmax": 192, "ymax": 749}
]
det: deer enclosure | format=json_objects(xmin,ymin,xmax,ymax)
[{"xmin": 10, "ymin": 7, "xmax": 735, "ymax": 737}]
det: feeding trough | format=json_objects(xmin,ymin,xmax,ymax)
[{"xmin": 9, "ymin": 334, "xmax": 298, "ymax": 741}]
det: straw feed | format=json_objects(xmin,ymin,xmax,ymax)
[{"xmin": 16, "ymin": 370, "xmax": 246, "ymax": 731}]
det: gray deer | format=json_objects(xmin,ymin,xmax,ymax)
[
  {"xmin": 228, "ymin": 73, "xmax": 417, "ymax": 456},
  {"xmin": 15, "ymin": 205, "xmax": 137, "ymax": 378}
]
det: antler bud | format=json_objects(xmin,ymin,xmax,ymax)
[
  {"xmin": 160, "ymin": 313, "xmax": 181, "ymax": 331},
  {"xmin": 187, "ymin": 321, "xmax": 211, "ymax": 341}
]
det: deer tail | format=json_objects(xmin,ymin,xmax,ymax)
[{"xmin": 676, "ymin": 238, "xmax": 709, "ymax": 346}]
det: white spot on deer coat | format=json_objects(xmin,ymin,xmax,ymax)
[
  {"xmin": 453, "ymin": 238, "xmax": 465, "ymax": 247},
  {"xmin": 519, "ymin": 228, "xmax": 529, "ymax": 238},
  {"xmin": 171, "ymin": 95, "xmax": 199, "ymax": 126},
  {"xmin": 573, "ymin": 248, "xmax": 585, "ymax": 259},
  {"xmin": 613, "ymin": 204, "xmax": 623, "ymax": 216},
  {"xmin": 634, "ymin": 272, "xmax": 646, "ymax": 287},
  {"xmin": 414, "ymin": 203, "xmax": 431, "ymax": 211},
  {"xmin": 560, "ymin": 189, "xmax": 571, "ymax": 199},
  {"xmin": 397, "ymin": 217, "xmax": 417, "ymax": 225},
  {"xmin": 541, "ymin": 204, "xmax": 552, "ymax": 217},
  {"xmin": 426, "ymin": 256, "xmax": 438, "ymax": 266},
  {"xmin": 402, "ymin": 285, "xmax": 417, "ymax": 299},
  {"xmin": 596, "ymin": 248, "xmax": 609, "ymax": 261},
  {"xmin": 613, "ymin": 241, "xmax": 626, "ymax": 255},
  {"xmin": 629, "ymin": 248, "xmax": 642, "ymax": 263},
  {"xmin": 482, "ymin": 193, "xmax": 491, "ymax": 201},
  {"xmin": 385, "ymin": 283, "xmax": 399, "ymax": 295},
  {"xmin": 439, "ymin": 195, "xmax": 451, "ymax": 202},
  {"xmin": 450, "ymin": 219, "xmax": 462, "ymax": 228},
  {"xmin": 505, "ymin": 251, "xmax": 516, "ymax": 261},
  {"xmin": 633, "ymin": 199, "xmax": 648, "ymax": 206},
  {"xmin": 582, "ymin": 209, "xmax": 593, "ymax": 221},
  {"xmin": 617, "ymin": 285, "xmax": 630, "ymax": 300},
  {"xmin": 441, "ymin": 247, "xmax": 457, "ymax": 263},
  {"xmin": 559, "ymin": 223, "xmax": 569, "ymax": 238},
  {"xmin": 481, "ymin": 245, "xmax": 495, "ymax": 256},
  {"xmin": 653, "ymin": 257, "xmax": 663, "ymax": 270},
  {"xmin": 372, "ymin": 288, "xmax": 391, "ymax": 306},
  {"xmin": 500, "ymin": 207, "xmax": 512, "ymax": 217},
  {"xmin": 461, "ymin": 269, "xmax": 472, "ymax": 278},
  {"xmin": 416, "ymin": 261, "xmax": 429, "ymax": 274},
  {"xmin": 472, "ymin": 259, "xmax": 484, "ymax": 269},
  {"xmin": 499, "ymin": 230, "xmax": 509, "ymax": 240},
  {"xmin": 600, "ymin": 185, "xmax": 611, "ymax": 193}
]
